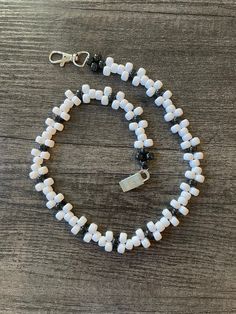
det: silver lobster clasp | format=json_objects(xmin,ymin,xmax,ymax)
[{"xmin": 49, "ymin": 50, "xmax": 90, "ymax": 67}]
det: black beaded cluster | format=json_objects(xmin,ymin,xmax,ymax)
[
  {"xmin": 39, "ymin": 144, "xmax": 49, "ymax": 151},
  {"xmin": 128, "ymin": 68, "xmax": 137, "ymax": 80},
  {"xmin": 154, "ymin": 87, "xmax": 166, "ymax": 98},
  {"xmin": 86, "ymin": 53, "xmax": 105, "ymax": 72},
  {"xmin": 54, "ymin": 115, "xmax": 65, "ymax": 124},
  {"xmin": 135, "ymin": 148, "xmax": 154, "ymax": 170}
]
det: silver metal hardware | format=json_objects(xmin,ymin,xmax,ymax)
[
  {"xmin": 119, "ymin": 169, "xmax": 150, "ymax": 192},
  {"xmin": 49, "ymin": 51, "xmax": 90, "ymax": 67}
]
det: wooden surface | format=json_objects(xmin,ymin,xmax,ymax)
[{"xmin": 0, "ymin": 0, "xmax": 235, "ymax": 313}]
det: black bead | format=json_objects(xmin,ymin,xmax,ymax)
[
  {"xmin": 108, "ymin": 92, "xmax": 116, "ymax": 103},
  {"xmin": 135, "ymin": 150, "xmax": 148, "ymax": 162},
  {"xmin": 140, "ymin": 161, "xmax": 148, "ymax": 169},
  {"xmin": 187, "ymin": 146, "xmax": 196, "ymax": 153},
  {"xmin": 145, "ymin": 229, "xmax": 154, "ymax": 240},
  {"xmin": 188, "ymin": 179, "xmax": 197, "ymax": 187},
  {"xmin": 146, "ymin": 152, "xmax": 154, "ymax": 160},
  {"xmin": 91, "ymin": 62, "xmax": 98, "ymax": 72},
  {"xmin": 171, "ymin": 117, "xmax": 181, "ymax": 125},
  {"xmin": 129, "ymin": 69, "xmax": 137, "ymax": 80},
  {"xmin": 155, "ymin": 88, "xmax": 164, "ymax": 97},
  {"xmin": 93, "ymin": 53, "xmax": 102, "ymax": 62},
  {"xmin": 39, "ymin": 144, "xmax": 48, "ymax": 151},
  {"xmin": 170, "ymin": 207, "xmax": 178, "ymax": 215},
  {"xmin": 80, "ymin": 222, "xmax": 90, "ymax": 235},
  {"xmin": 133, "ymin": 115, "xmax": 142, "ymax": 123},
  {"xmin": 112, "ymin": 237, "xmax": 119, "ymax": 250},
  {"xmin": 36, "ymin": 174, "xmax": 48, "ymax": 183},
  {"xmin": 54, "ymin": 115, "xmax": 65, "ymax": 124},
  {"xmin": 76, "ymin": 89, "xmax": 83, "ymax": 101},
  {"xmin": 86, "ymin": 55, "xmax": 94, "ymax": 66},
  {"xmin": 56, "ymin": 199, "xmax": 67, "ymax": 210},
  {"xmin": 98, "ymin": 60, "xmax": 105, "ymax": 69}
]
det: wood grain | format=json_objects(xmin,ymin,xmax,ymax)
[{"xmin": 0, "ymin": 0, "xmax": 235, "ymax": 313}]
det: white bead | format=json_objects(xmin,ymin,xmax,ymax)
[
  {"xmin": 141, "ymin": 238, "xmax": 150, "ymax": 249},
  {"xmin": 101, "ymin": 95, "xmax": 109, "ymax": 106},
  {"xmin": 29, "ymin": 171, "xmax": 38, "ymax": 180},
  {"xmin": 105, "ymin": 230, "xmax": 113, "ymax": 242},
  {"xmin": 162, "ymin": 99, "xmax": 172, "ymax": 109},
  {"xmin": 145, "ymin": 79, "xmax": 154, "ymax": 89},
  {"xmin": 103, "ymin": 65, "xmax": 111, "ymax": 76},
  {"xmin": 163, "ymin": 90, "xmax": 172, "ymax": 99},
  {"xmin": 64, "ymin": 211, "xmax": 74, "ymax": 222},
  {"xmin": 124, "ymin": 103, "xmax": 134, "ymax": 112},
  {"xmin": 60, "ymin": 102, "xmax": 70, "ymax": 113},
  {"xmin": 35, "ymin": 182, "xmax": 44, "ymax": 192},
  {"xmin": 88, "ymin": 223, "xmax": 98, "ymax": 234},
  {"xmin": 164, "ymin": 112, "xmax": 174, "ymax": 122},
  {"xmin": 31, "ymin": 148, "xmax": 41, "ymax": 157},
  {"xmin": 147, "ymin": 221, "xmax": 156, "ymax": 232},
  {"xmin": 121, "ymin": 71, "xmax": 129, "ymax": 81},
  {"xmin": 146, "ymin": 87, "xmax": 156, "ymax": 97},
  {"xmin": 171, "ymin": 124, "xmax": 181, "ymax": 133},
  {"xmin": 132, "ymin": 76, "xmax": 140, "ymax": 86},
  {"xmin": 117, "ymin": 64, "xmax": 125, "ymax": 75},
  {"xmin": 117, "ymin": 243, "xmax": 126, "ymax": 254},
  {"xmin": 125, "ymin": 239, "xmax": 133, "ymax": 250},
  {"xmin": 120, "ymin": 99, "xmax": 128, "ymax": 109},
  {"xmin": 180, "ymin": 141, "xmax": 191, "ymax": 150},
  {"xmin": 135, "ymin": 127, "xmax": 145, "ymax": 136},
  {"xmin": 153, "ymin": 230, "xmax": 162, "ymax": 241},
  {"xmin": 54, "ymin": 193, "xmax": 64, "ymax": 203},
  {"xmin": 82, "ymin": 84, "xmax": 90, "ymax": 94},
  {"xmin": 33, "ymin": 156, "xmax": 43, "ymax": 165},
  {"xmin": 62, "ymin": 203, "xmax": 73, "ymax": 213},
  {"xmin": 105, "ymin": 57, "xmax": 114, "ymax": 67},
  {"xmin": 98, "ymin": 236, "xmax": 106, "ymax": 247},
  {"xmin": 162, "ymin": 208, "xmax": 172, "ymax": 220},
  {"xmin": 95, "ymin": 90, "xmax": 103, "ymax": 100},
  {"xmin": 179, "ymin": 206, "xmax": 189, "ymax": 216},
  {"xmin": 181, "ymin": 191, "xmax": 191, "ymax": 200},
  {"xmin": 170, "ymin": 199, "xmax": 181, "ymax": 209},
  {"xmin": 179, "ymin": 119, "xmax": 189, "ymax": 128},
  {"xmin": 35, "ymin": 136, "xmax": 43, "ymax": 145},
  {"xmin": 185, "ymin": 170, "xmax": 195, "ymax": 180},
  {"xmin": 44, "ymin": 178, "xmax": 54, "ymax": 186},
  {"xmin": 190, "ymin": 187, "xmax": 200, "ymax": 196},
  {"xmin": 45, "ymin": 117, "xmax": 54, "ymax": 127},
  {"xmin": 138, "ymin": 120, "xmax": 148, "ymax": 129},
  {"xmin": 170, "ymin": 216, "xmax": 179, "ymax": 226},
  {"xmin": 40, "ymin": 151, "xmax": 50, "ymax": 160},
  {"xmin": 43, "ymin": 186, "xmax": 53, "ymax": 195},
  {"xmin": 131, "ymin": 236, "xmax": 141, "ymax": 247},
  {"xmin": 137, "ymin": 68, "xmax": 146, "ymax": 77},
  {"xmin": 194, "ymin": 152, "xmax": 204, "ymax": 160},
  {"xmin": 83, "ymin": 232, "xmax": 92, "ymax": 243},
  {"xmin": 38, "ymin": 166, "xmax": 48, "ymax": 175},
  {"xmin": 174, "ymin": 108, "xmax": 183, "ymax": 117},
  {"xmin": 71, "ymin": 224, "xmax": 81, "ymax": 235},
  {"xmin": 182, "ymin": 133, "xmax": 192, "ymax": 142},
  {"xmin": 195, "ymin": 174, "xmax": 205, "ymax": 183},
  {"xmin": 178, "ymin": 196, "xmax": 188, "ymax": 206},
  {"xmin": 46, "ymin": 191, "xmax": 56, "ymax": 201},
  {"xmin": 155, "ymin": 221, "xmax": 165, "ymax": 232},
  {"xmin": 69, "ymin": 216, "xmax": 78, "ymax": 227},
  {"xmin": 133, "ymin": 106, "xmax": 143, "ymax": 116},
  {"xmin": 110, "ymin": 63, "xmax": 118, "ymax": 73},
  {"xmin": 46, "ymin": 200, "xmax": 56, "ymax": 209},
  {"xmin": 72, "ymin": 95, "xmax": 81, "ymax": 106},
  {"xmin": 77, "ymin": 216, "xmax": 87, "ymax": 227},
  {"xmin": 129, "ymin": 122, "xmax": 138, "ymax": 131},
  {"xmin": 190, "ymin": 137, "xmax": 200, "ymax": 146},
  {"xmin": 54, "ymin": 122, "xmax": 64, "ymax": 131},
  {"xmin": 125, "ymin": 62, "xmax": 133, "ymax": 72},
  {"xmin": 46, "ymin": 126, "xmax": 56, "ymax": 136},
  {"xmin": 179, "ymin": 127, "xmax": 188, "ymax": 137},
  {"xmin": 31, "ymin": 163, "xmax": 40, "ymax": 171},
  {"xmin": 64, "ymin": 98, "xmax": 74, "ymax": 108},
  {"xmin": 144, "ymin": 139, "xmax": 153, "ymax": 147},
  {"xmin": 52, "ymin": 106, "xmax": 61, "ymax": 116},
  {"xmin": 140, "ymin": 75, "xmax": 148, "ymax": 86},
  {"xmin": 105, "ymin": 242, "xmax": 113, "ymax": 252},
  {"xmin": 184, "ymin": 153, "xmax": 193, "ymax": 161},
  {"xmin": 125, "ymin": 111, "xmax": 134, "ymax": 121},
  {"xmin": 88, "ymin": 89, "xmax": 96, "ymax": 99},
  {"xmin": 65, "ymin": 89, "xmax": 74, "ymax": 99},
  {"xmin": 82, "ymin": 94, "xmax": 90, "ymax": 103},
  {"xmin": 116, "ymin": 91, "xmax": 125, "ymax": 101},
  {"xmin": 190, "ymin": 159, "xmax": 200, "ymax": 168},
  {"xmin": 166, "ymin": 104, "xmax": 176, "ymax": 113},
  {"xmin": 180, "ymin": 182, "xmax": 190, "ymax": 192},
  {"xmin": 104, "ymin": 86, "xmax": 112, "ymax": 96},
  {"xmin": 155, "ymin": 96, "xmax": 164, "ymax": 106},
  {"xmin": 137, "ymin": 133, "xmax": 147, "ymax": 141},
  {"xmin": 92, "ymin": 231, "xmax": 101, "ymax": 242},
  {"xmin": 45, "ymin": 139, "xmax": 54, "ymax": 148},
  {"xmin": 160, "ymin": 217, "xmax": 170, "ymax": 227},
  {"xmin": 119, "ymin": 232, "xmax": 127, "ymax": 244},
  {"xmin": 154, "ymin": 80, "xmax": 163, "ymax": 90},
  {"xmin": 136, "ymin": 228, "xmax": 145, "ymax": 240}
]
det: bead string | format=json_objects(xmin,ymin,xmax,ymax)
[{"xmin": 29, "ymin": 51, "xmax": 205, "ymax": 254}]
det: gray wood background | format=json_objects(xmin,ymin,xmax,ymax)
[{"xmin": 0, "ymin": 0, "xmax": 235, "ymax": 313}]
